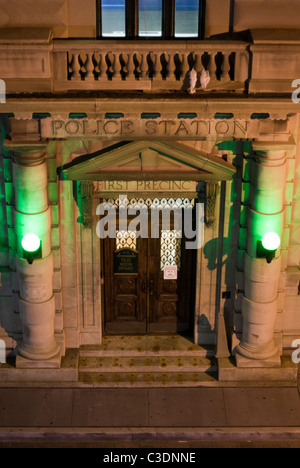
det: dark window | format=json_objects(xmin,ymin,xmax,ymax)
[{"xmin": 97, "ymin": 0, "xmax": 205, "ymax": 39}]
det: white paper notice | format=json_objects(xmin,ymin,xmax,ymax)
[{"xmin": 163, "ymin": 265, "xmax": 178, "ymax": 280}]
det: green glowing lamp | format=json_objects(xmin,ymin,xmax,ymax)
[
  {"xmin": 257, "ymin": 232, "xmax": 281, "ymax": 263},
  {"xmin": 22, "ymin": 233, "xmax": 42, "ymax": 264},
  {"xmin": 262, "ymin": 232, "xmax": 281, "ymax": 252}
]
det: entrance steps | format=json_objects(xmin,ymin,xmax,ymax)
[{"xmin": 79, "ymin": 335, "xmax": 217, "ymax": 387}]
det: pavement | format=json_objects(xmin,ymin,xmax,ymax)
[
  {"xmin": 0, "ymin": 385, "xmax": 300, "ymax": 447},
  {"xmin": 0, "ymin": 337, "xmax": 299, "ymax": 447}
]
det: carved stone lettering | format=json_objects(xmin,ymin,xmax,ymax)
[
  {"xmin": 43, "ymin": 117, "xmax": 249, "ymax": 140},
  {"xmin": 95, "ymin": 180, "xmax": 197, "ymax": 193}
]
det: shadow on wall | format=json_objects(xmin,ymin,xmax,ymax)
[
  {"xmin": 200, "ymin": 141, "xmax": 245, "ymax": 353},
  {"xmin": 203, "ymin": 237, "xmax": 229, "ymax": 271},
  {"xmin": 202, "ymin": 236, "xmax": 232, "ymax": 350}
]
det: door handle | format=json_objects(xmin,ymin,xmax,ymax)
[{"xmin": 149, "ymin": 279, "xmax": 154, "ymax": 296}]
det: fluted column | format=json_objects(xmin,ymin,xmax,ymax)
[
  {"xmin": 5, "ymin": 119, "xmax": 61, "ymax": 368},
  {"xmin": 236, "ymin": 144, "xmax": 287, "ymax": 364}
]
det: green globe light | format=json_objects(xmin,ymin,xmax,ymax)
[
  {"xmin": 262, "ymin": 232, "xmax": 281, "ymax": 251},
  {"xmin": 21, "ymin": 233, "xmax": 41, "ymax": 253}
]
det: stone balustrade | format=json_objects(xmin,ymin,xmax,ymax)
[
  {"xmin": 0, "ymin": 32, "xmax": 299, "ymax": 95},
  {"xmin": 60, "ymin": 42, "xmax": 247, "ymax": 89},
  {"xmin": 0, "ymin": 36, "xmax": 249, "ymax": 94},
  {"xmin": 53, "ymin": 41, "xmax": 249, "ymax": 92}
]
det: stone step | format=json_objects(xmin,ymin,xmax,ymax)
[
  {"xmin": 78, "ymin": 371, "xmax": 218, "ymax": 387},
  {"xmin": 80, "ymin": 336, "xmax": 215, "ymax": 358},
  {"xmin": 79, "ymin": 355, "xmax": 217, "ymax": 374}
]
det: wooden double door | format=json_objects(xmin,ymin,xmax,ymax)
[{"xmin": 103, "ymin": 218, "xmax": 194, "ymax": 335}]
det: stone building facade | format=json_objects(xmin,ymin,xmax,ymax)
[{"xmin": 0, "ymin": 0, "xmax": 299, "ymax": 384}]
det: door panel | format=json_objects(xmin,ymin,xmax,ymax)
[
  {"xmin": 104, "ymin": 232, "xmax": 148, "ymax": 334},
  {"xmin": 103, "ymin": 211, "xmax": 194, "ymax": 335},
  {"xmin": 149, "ymin": 229, "xmax": 191, "ymax": 333}
]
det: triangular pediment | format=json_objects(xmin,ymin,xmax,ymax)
[{"xmin": 59, "ymin": 140, "xmax": 236, "ymax": 181}]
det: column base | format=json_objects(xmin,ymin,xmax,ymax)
[
  {"xmin": 236, "ymin": 339, "xmax": 279, "ymax": 361},
  {"xmin": 235, "ymin": 352, "xmax": 281, "ymax": 368},
  {"xmin": 218, "ymin": 356, "xmax": 298, "ymax": 383},
  {"xmin": 17, "ymin": 340, "xmax": 61, "ymax": 361},
  {"xmin": 16, "ymin": 352, "xmax": 61, "ymax": 369}
]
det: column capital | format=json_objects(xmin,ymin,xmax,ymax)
[
  {"xmin": 3, "ymin": 116, "xmax": 49, "ymax": 165},
  {"xmin": 4, "ymin": 139, "xmax": 48, "ymax": 165},
  {"xmin": 251, "ymin": 139, "xmax": 296, "ymax": 152},
  {"xmin": 244, "ymin": 141, "xmax": 295, "ymax": 168}
]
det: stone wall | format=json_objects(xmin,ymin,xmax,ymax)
[
  {"xmin": 1, "ymin": 0, "xmax": 299, "ymax": 40},
  {"xmin": 0, "ymin": 115, "xmax": 15, "ymax": 358},
  {"xmin": 234, "ymin": 0, "xmax": 300, "ymax": 32}
]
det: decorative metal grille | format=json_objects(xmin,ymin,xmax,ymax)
[
  {"xmin": 160, "ymin": 230, "xmax": 182, "ymax": 271},
  {"xmin": 116, "ymin": 230, "xmax": 137, "ymax": 251},
  {"xmin": 102, "ymin": 197, "xmax": 195, "ymax": 210}
]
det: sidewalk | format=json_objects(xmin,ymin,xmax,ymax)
[{"xmin": 0, "ymin": 386, "xmax": 299, "ymax": 429}]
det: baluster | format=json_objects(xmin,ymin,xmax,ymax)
[
  {"xmin": 139, "ymin": 52, "xmax": 149, "ymax": 79},
  {"xmin": 93, "ymin": 52, "xmax": 101, "ymax": 78},
  {"xmin": 159, "ymin": 52, "xmax": 168, "ymax": 80},
  {"xmin": 107, "ymin": 52, "xmax": 115, "ymax": 77},
  {"xmin": 181, "ymin": 52, "xmax": 190, "ymax": 79},
  {"xmin": 221, "ymin": 52, "xmax": 231, "ymax": 82},
  {"xmin": 211, "ymin": 51, "xmax": 218, "ymax": 80},
  {"xmin": 148, "ymin": 52, "xmax": 155, "ymax": 79},
  {"xmin": 174, "ymin": 52, "xmax": 184, "ymax": 80},
  {"xmin": 99, "ymin": 53, "xmax": 107, "ymax": 79},
  {"xmin": 152, "ymin": 52, "xmax": 162, "ymax": 81},
  {"xmin": 71, "ymin": 51, "xmax": 81, "ymax": 81},
  {"xmin": 135, "ymin": 52, "xmax": 142, "ymax": 78},
  {"xmin": 194, "ymin": 52, "xmax": 203, "ymax": 75},
  {"xmin": 167, "ymin": 52, "xmax": 176, "ymax": 82},
  {"xmin": 133, "ymin": 52, "xmax": 139, "ymax": 78},
  {"xmin": 85, "ymin": 52, "xmax": 95, "ymax": 81},
  {"xmin": 120, "ymin": 52, "xmax": 128, "ymax": 77},
  {"xmin": 114, "ymin": 52, "xmax": 122, "ymax": 81},
  {"xmin": 200, "ymin": 51, "xmax": 211, "ymax": 76},
  {"xmin": 127, "ymin": 52, "xmax": 136, "ymax": 81}
]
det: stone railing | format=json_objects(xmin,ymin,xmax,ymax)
[
  {"xmin": 1, "ymin": 31, "xmax": 299, "ymax": 95},
  {"xmin": 52, "ymin": 40, "xmax": 249, "ymax": 93}
]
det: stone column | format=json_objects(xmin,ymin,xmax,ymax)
[
  {"xmin": 236, "ymin": 143, "xmax": 287, "ymax": 365},
  {"xmin": 5, "ymin": 119, "xmax": 61, "ymax": 368}
]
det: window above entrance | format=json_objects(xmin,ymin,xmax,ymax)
[
  {"xmin": 116, "ymin": 230, "xmax": 137, "ymax": 250},
  {"xmin": 97, "ymin": 0, "xmax": 206, "ymax": 39},
  {"xmin": 160, "ymin": 230, "xmax": 182, "ymax": 271},
  {"xmin": 102, "ymin": 197, "xmax": 195, "ymax": 210}
]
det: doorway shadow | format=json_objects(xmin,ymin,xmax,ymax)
[
  {"xmin": 202, "ymin": 236, "xmax": 232, "ymax": 352},
  {"xmin": 203, "ymin": 237, "xmax": 229, "ymax": 272},
  {"xmin": 200, "ymin": 142, "xmax": 245, "ymax": 354}
]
